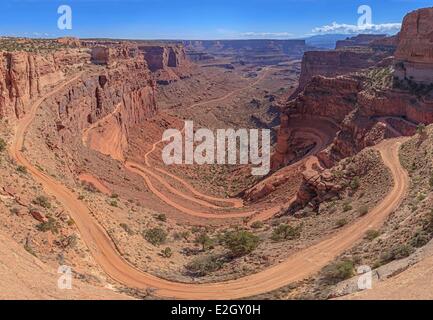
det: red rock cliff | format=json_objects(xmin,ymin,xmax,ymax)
[{"xmin": 0, "ymin": 49, "xmax": 88, "ymax": 119}]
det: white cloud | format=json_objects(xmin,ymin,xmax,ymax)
[
  {"xmin": 239, "ymin": 32, "xmax": 294, "ymax": 39},
  {"xmin": 312, "ymin": 22, "xmax": 401, "ymax": 35}
]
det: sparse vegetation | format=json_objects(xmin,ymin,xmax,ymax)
[
  {"xmin": 16, "ymin": 165, "xmax": 27, "ymax": 174},
  {"xmin": 271, "ymin": 223, "xmax": 302, "ymax": 242},
  {"xmin": 36, "ymin": 217, "xmax": 60, "ymax": 234},
  {"xmin": 155, "ymin": 213, "xmax": 167, "ymax": 222},
  {"xmin": 160, "ymin": 247, "xmax": 173, "ymax": 258},
  {"xmin": 365, "ymin": 229, "xmax": 380, "ymax": 241},
  {"xmin": 144, "ymin": 227, "xmax": 167, "ymax": 246},
  {"xmin": 380, "ymin": 244, "xmax": 414, "ymax": 263},
  {"xmin": 358, "ymin": 205, "xmax": 369, "ymax": 216},
  {"xmin": 195, "ymin": 232, "xmax": 213, "ymax": 251},
  {"xmin": 9, "ymin": 207, "xmax": 20, "ymax": 215},
  {"xmin": 32, "ymin": 196, "xmax": 51, "ymax": 209},
  {"xmin": 342, "ymin": 201, "xmax": 352, "ymax": 212},
  {"xmin": 221, "ymin": 230, "xmax": 260, "ymax": 257},
  {"xmin": 120, "ymin": 223, "xmax": 134, "ymax": 235},
  {"xmin": 349, "ymin": 176, "xmax": 360, "ymax": 190},
  {"xmin": 336, "ymin": 218, "xmax": 348, "ymax": 228},
  {"xmin": 322, "ymin": 260, "xmax": 355, "ymax": 284},
  {"xmin": 250, "ymin": 221, "xmax": 264, "ymax": 229},
  {"xmin": 0, "ymin": 138, "xmax": 6, "ymax": 152},
  {"xmin": 185, "ymin": 254, "xmax": 224, "ymax": 276}
]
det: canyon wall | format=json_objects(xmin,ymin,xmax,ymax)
[
  {"xmin": 137, "ymin": 44, "xmax": 191, "ymax": 84},
  {"xmin": 335, "ymin": 34, "xmax": 387, "ymax": 49},
  {"xmin": 394, "ymin": 7, "xmax": 433, "ymax": 85},
  {"xmin": 0, "ymin": 49, "xmax": 88, "ymax": 119},
  {"xmin": 53, "ymin": 46, "xmax": 157, "ymax": 159}
]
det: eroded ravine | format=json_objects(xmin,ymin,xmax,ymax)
[{"xmin": 11, "ymin": 72, "xmax": 409, "ymax": 299}]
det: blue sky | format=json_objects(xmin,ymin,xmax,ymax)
[{"xmin": 1, "ymin": 0, "xmax": 431, "ymax": 39}]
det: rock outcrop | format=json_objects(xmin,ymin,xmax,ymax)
[
  {"xmin": 336, "ymin": 34, "xmax": 387, "ymax": 49},
  {"xmin": 138, "ymin": 44, "xmax": 191, "ymax": 84},
  {"xmin": 54, "ymin": 45, "xmax": 157, "ymax": 159},
  {"xmin": 394, "ymin": 7, "xmax": 433, "ymax": 85},
  {"xmin": 0, "ymin": 49, "xmax": 88, "ymax": 119}
]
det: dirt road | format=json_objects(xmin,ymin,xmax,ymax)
[{"xmin": 11, "ymin": 73, "xmax": 409, "ymax": 299}]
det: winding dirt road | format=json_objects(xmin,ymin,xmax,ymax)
[{"xmin": 11, "ymin": 73, "xmax": 409, "ymax": 299}]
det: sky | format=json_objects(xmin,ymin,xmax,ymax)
[{"xmin": 0, "ymin": 0, "xmax": 432, "ymax": 40}]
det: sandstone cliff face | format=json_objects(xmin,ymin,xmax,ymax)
[
  {"xmin": 0, "ymin": 49, "xmax": 88, "ymax": 119},
  {"xmin": 53, "ymin": 48, "xmax": 157, "ymax": 158},
  {"xmin": 290, "ymin": 76, "xmax": 361, "ymax": 121},
  {"xmin": 138, "ymin": 45, "xmax": 191, "ymax": 84},
  {"xmin": 295, "ymin": 43, "xmax": 397, "ymax": 96},
  {"xmin": 394, "ymin": 7, "xmax": 433, "ymax": 84}
]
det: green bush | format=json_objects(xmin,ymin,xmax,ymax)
[
  {"xmin": 120, "ymin": 223, "xmax": 134, "ymax": 235},
  {"xmin": 322, "ymin": 260, "xmax": 355, "ymax": 284},
  {"xmin": 411, "ymin": 231, "xmax": 430, "ymax": 248},
  {"xmin": 250, "ymin": 221, "xmax": 264, "ymax": 229},
  {"xmin": 380, "ymin": 244, "xmax": 414, "ymax": 263},
  {"xmin": 36, "ymin": 217, "xmax": 59, "ymax": 234},
  {"xmin": 33, "ymin": 196, "xmax": 51, "ymax": 209},
  {"xmin": 16, "ymin": 165, "xmax": 27, "ymax": 174},
  {"xmin": 221, "ymin": 230, "xmax": 260, "ymax": 257},
  {"xmin": 342, "ymin": 202, "xmax": 352, "ymax": 212},
  {"xmin": 109, "ymin": 200, "xmax": 118, "ymax": 207},
  {"xmin": 144, "ymin": 227, "xmax": 167, "ymax": 246},
  {"xmin": 195, "ymin": 232, "xmax": 213, "ymax": 251},
  {"xmin": 365, "ymin": 229, "xmax": 380, "ymax": 241},
  {"xmin": 0, "ymin": 138, "xmax": 6, "ymax": 152},
  {"xmin": 350, "ymin": 177, "xmax": 360, "ymax": 190},
  {"xmin": 271, "ymin": 224, "xmax": 302, "ymax": 242},
  {"xmin": 336, "ymin": 218, "xmax": 348, "ymax": 228},
  {"xmin": 155, "ymin": 213, "xmax": 167, "ymax": 222},
  {"xmin": 160, "ymin": 247, "xmax": 173, "ymax": 258},
  {"xmin": 358, "ymin": 205, "xmax": 369, "ymax": 216},
  {"xmin": 185, "ymin": 255, "xmax": 223, "ymax": 276}
]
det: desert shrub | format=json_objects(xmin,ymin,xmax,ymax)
[
  {"xmin": 160, "ymin": 247, "xmax": 173, "ymax": 258},
  {"xmin": 336, "ymin": 218, "xmax": 348, "ymax": 228},
  {"xmin": 110, "ymin": 193, "xmax": 119, "ymax": 199},
  {"xmin": 365, "ymin": 229, "xmax": 380, "ymax": 241},
  {"xmin": 342, "ymin": 202, "xmax": 352, "ymax": 212},
  {"xmin": 155, "ymin": 213, "xmax": 167, "ymax": 222},
  {"xmin": 271, "ymin": 223, "xmax": 302, "ymax": 242},
  {"xmin": 33, "ymin": 196, "xmax": 51, "ymax": 209},
  {"xmin": 0, "ymin": 138, "xmax": 6, "ymax": 152},
  {"xmin": 411, "ymin": 231, "xmax": 430, "ymax": 248},
  {"xmin": 221, "ymin": 230, "xmax": 260, "ymax": 257},
  {"xmin": 173, "ymin": 231, "xmax": 190, "ymax": 241},
  {"xmin": 416, "ymin": 123, "xmax": 426, "ymax": 135},
  {"xmin": 322, "ymin": 260, "xmax": 355, "ymax": 284},
  {"xmin": 380, "ymin": 244, "xmax": 414, "ymax": 263},
  {"xmin": 144, "ymin": 227, "xmax": 167, "ymax": 246},
  {"xmin": 429, "ymin": 175, "xmax": 433, "ymax": 189},
  {"xmin": 9, "ymin": 207, "xmax": 20, "ymax": 215},
  {"xmin": 109, "ymin": 200, "xmax": 118, "ymax": 207},
  {"xmin": 120, "ymin": 223, "xmax": 134, "ymax": 235},
  {"xmin": 250, "ymin": 221, "xmax": 264, "ymax": 229},
  {"xmin": 350, "ymin": 176, "xmax": 360, "ymax": 190},
  {"xmin": 185, "ymin": 254, "xmax": 223, "ymax": 276},
  {"xmin": 194, "ymin": 232, "xmax": 213, "ymax": 251},
  {"xmin": 36, "ymin": 217, "xmax": 59, "ymax": 234},
  {"xmin": 358, "ymin": 205, "xmax": 369, "ymax": 216},
  {"xmin": 16, "ymin": 165, "xmax": 27, "ymax": 174}
]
